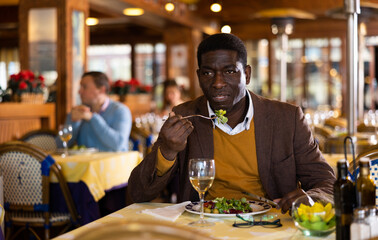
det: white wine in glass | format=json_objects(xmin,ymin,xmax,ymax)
[
  {"xmin": 58, "ymin": 124, "xmax": 73, "ymax": 157},
  {"xmin": 188, "ymin": 158, "xmax": 215, "ymax": 227}
]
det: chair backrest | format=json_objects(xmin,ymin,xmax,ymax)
[
  {"xmin": 0, "ymin": 141, "xmax": 79, "ymax": 223},
  {"xmin": 357, "ymin": 123, "xmax": 377, "ymax": 133},
  {"xmin": 313, "ymin": 126, "xmax": 333, "ymax": 151},
  {"xmin": 130, "ymin": 124, "xmax": 154, "ymax": 157},
  {"xmin": 356, "ymin": 144, "xmax": 378, "ymax": 162},
  {"xmin": 348, "ymin": 158, "xmax": 378, "ymax": 207},
  {"xmin": 20, "ymin": 129, "xmax": 58, "ymax": 152},
  {"xmin": 348, "ymin": 145, "xmax": 378, "ymax": 174},
  {"xmin": 324, "ymin": 117, "xmax": 347, "ymax": 130}
]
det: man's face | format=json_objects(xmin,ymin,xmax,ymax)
[
  {"xmin": 197, "ymin": 50, "xmax": 251, "ymax": 113},
  {"xmin": 78, "ymin": 75, "xmax": 101, "ymax": 106}
]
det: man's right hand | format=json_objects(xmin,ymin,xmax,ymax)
[
  {"xmin": 160, "ymin": 112, "xmax": 194, "ymax": 160},
  {"xmin": 71, "ymin": 105, "xmax": 92, "ymax": 122}
]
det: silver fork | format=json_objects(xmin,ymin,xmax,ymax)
[
  {"xmin": 163, "ymin": 115, "xmax": 216, "ymax": 121},
  {"xmin": 182, "ymin": 115, "xmax": 216, "ymax": 120}
]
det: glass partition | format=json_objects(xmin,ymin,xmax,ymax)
[
  {"xmin": 245, "ymin": 39, "xmax": 269, "ymax": 97},
  {"xmin": 87, "ymin": 44, "xmax": 132, "ymax": 82},
  {"xmin": 287, "ymin": 39, "xmax": 304, "ymax": 105},
  {"xmin": 135, "ymin": 43, "xmax": 154, "ymax": 86},
  {"xmin": 28, "ymin": 8, "xmax": 57, "ymax": 87},
  {"xmin": 304, "ymin": 38, "xmax": 329, "ymax": 109}
]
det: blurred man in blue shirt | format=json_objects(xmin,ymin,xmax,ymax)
[{"xmin": 59, "ymin": 71, "xmax": 132, "ymax": 151}]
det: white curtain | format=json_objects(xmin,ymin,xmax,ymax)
[{"xmin": 0, "ymin": 47, "xmax": 20, "ymax": 89}]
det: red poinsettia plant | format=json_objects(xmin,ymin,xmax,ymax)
[
  {"xmin": 7, "ymin": 70, "xmax": 45, "ymax": 96},
  {"xmin": 111, "ymin": 78, "xmax": 152, "ymax": 96}
]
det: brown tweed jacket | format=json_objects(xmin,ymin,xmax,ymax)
[{"xmin": 128, "ymin": 92, "xmax": 336, "ymax": 203}]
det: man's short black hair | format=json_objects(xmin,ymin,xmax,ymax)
[
  {"xmin": 82, "ymin": 71, "xmax": 110, "ymax": 93},
  {"xmin": 197, "ymin": 33, "xmax": 247, "ymax": 68}
]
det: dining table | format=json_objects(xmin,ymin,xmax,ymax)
[
  {"xmin": 49, "ymin": 151, "xmax": 142, "ymax": 225},
  {"xmin": 53, "ymin": 202, "xmax": 335, "ymax": 240}
]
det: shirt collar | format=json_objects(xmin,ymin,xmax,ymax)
[
  {"xmin": 206, "ymin": 90, "xmax": 254, "ymax": 135},
  {"xmin": 100, "ymin": 97, "xmax": 110, "ymax": 113}
]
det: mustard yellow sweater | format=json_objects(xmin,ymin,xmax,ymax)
[
  {"xmin": 206, "ymin": 118, "xmax": 265, "ymax": 200},
  {"xmin": 156, "ymin": 119, "xmax": 265, "ymax": 200}
]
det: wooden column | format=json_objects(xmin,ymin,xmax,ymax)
[
  {"xmin": 18, "ymin": 0, "xmax": 89, "ymax": 127},
  {"xmin": 164, "ymin": 27, "xmax": 203, "ymax": 99}
]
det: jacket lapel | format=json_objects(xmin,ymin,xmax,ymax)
[{"xmin": 251, "ymin": 92, "xmax": 274, "ymax": 198}]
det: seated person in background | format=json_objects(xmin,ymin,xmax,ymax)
[
  {"xmin": 58, "ymin": 71, "xmax": 132, "ymax": 151},
  {"xmin": 160, "ymin": 79, "xmax": 184, "ymax": 117},
  {"xmin": 128, "ymin": 33, "xmax": 335, "ymax": 213}
]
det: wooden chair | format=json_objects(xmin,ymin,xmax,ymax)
[
  {"xmin": 0, "ymin": 141, "xmax": 80, "ymax": 240},
  {"xmin": 19, "ymin": 129, "xmax": 58, "ymax": 152},
  {"xmin": 313, "ymin": 126, "xmax": 333, "ymax": 151},
  {"xmin": 130, "ymin": 124, "xmax": 154, "ymax": 157},
  {"xmin": 357, "ymin": 123, "xmax": 377, "ymax": 133},
  {"xmin": 324, "ymin": 117, "xmax": 347, "ymax": 130},
  {"xmin": 348, "ymin": 157, "xmax": 378, "ymax": 207},
  {"xmin": 0, "ymin": 203, "xmax": 4, "ymax": 239},
  {"xmin": 355, "ymin": 144, "xmax": 378, "ymax": 161},
  {"xmin": 129, "ymin": 130, "xmax": 143, "ymax": 154},
  {"xmin": 346, "ymin": 144, "xmax": 378, "ymax": 174}
]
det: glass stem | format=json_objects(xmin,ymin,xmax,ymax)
[
  {"xmin": 199, "ymin": 191, "xmax": 205, "ymax": 221},
  {"xmin": 63, "ymin": 141, "xmax": 68, "ymax": 156}
]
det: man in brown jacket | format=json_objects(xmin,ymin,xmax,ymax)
[{"xmin": 128, "ymin": 33, "xmax": 335, "ymax": 213}]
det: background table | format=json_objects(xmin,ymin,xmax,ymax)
[
  {"xmin": 50, "ymin": 151, "xmax": 142, "ymax": 224},
  {"xmin": 53, "ymin": 202, "xmax": 335, "ymax": 240},
  {"xmin": 323, "ymin": 153, "xmax": 357, "ymax": 174}
]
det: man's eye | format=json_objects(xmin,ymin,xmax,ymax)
[
  {"xmin": 202, "ymin": 71, "xmax": 213, "ymax": 76},
  {"xmin": 225, "ymin": 69, "xmax": 237, "ymax": 74}
]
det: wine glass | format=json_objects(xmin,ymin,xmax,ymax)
[
  {"xmin": 58, "ymin": 124, "xmax": 73, "ymax": 157},
  {"xmin": 188, "ymin": 158, "xmax": 215, "ymax": 227}
]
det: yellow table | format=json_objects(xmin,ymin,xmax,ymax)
[
  {"xmin": 323, "ymin": 153, "xmax": 355, "ymax": 174},
  {"xmin": 51, "ymin": 151, "xmax": 142, "ymax": 201},
  {"xmin": 53, "ymin": 202, "xmax": 335, "ymax": 240}
]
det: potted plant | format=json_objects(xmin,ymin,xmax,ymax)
[{"xmin": 5, "ymin": 70, "xmax": 45, "ymax": 103}]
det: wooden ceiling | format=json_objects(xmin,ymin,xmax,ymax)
[
  {"xmin": 88, "ymin": 0, "xmax": 378, "ymax": 43},
  {"xmin": 2, "ymin": 0, "xmax": 378, "ymax": 47}
]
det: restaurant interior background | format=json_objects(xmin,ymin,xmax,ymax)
[{"xmin": 1, "ymin": 0, "xmax": 378, "ymax": 152}]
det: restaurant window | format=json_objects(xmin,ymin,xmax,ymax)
[
  {"xmin": 270, "ymin": 38, "xmax": 305, "ymax": 105},
  {"xmin": 245, "ymin": 39, "xmax": 269, "ymax": 97},
  {"xmin": 270, "ymin": 39, "xmax": 287, "ymax": 100},
  {"xmin": 135, "ymin": 44, "xmax": 154, "ymax": 86},
  {"xmin": 287, "ymin": 39, "xmax": 304, "ymax": 105},
  {"xmin": 0, "ymin": 47, "xmax": 20, "ymax": 90},
  {"xmin": 329, "ymin": 38, "xmax": 342, "ymax": 110},
  {"xmin": 154, "ymin": 43, "xmax": 167, "ymax": 109},
  {"xmin": 87, "ymin": 44, "xmax": 132, "ymax": 82},
  {"xmin": 155, "ymin": 43, "xmax": 166, "ymax": 86},
  {"xmin": 304, "ymin": 38, "xmax": 329, "ymax": 109},
  {"xmin": 365, "ymin": 36, "xmax": 378, "ymax": 110}
]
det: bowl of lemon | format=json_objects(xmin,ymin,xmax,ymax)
[{"xmin": 291, "ymin": 194, "xmax": 335, "ymax": 237}]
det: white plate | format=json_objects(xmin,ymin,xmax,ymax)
[
  {"xmin": 185, "ymin": 200, "xmax": 271, "ymax": 218},
  {"xmin": 56, "ymin": 148, "xmax": 98, "ymax": 155}
]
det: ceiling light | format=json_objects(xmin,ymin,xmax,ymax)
[
  {"xmin": 210, "ymin": 1, "xmax": 222, "ymax": 13},
  {"xmin": 221, "ymin": 25, "xmax": 231, "ymax": 33},
  {"xmin": 123, "ymin": 8, "xmax": 144, "ymax": 16},
  {"xmin": 86, "ymin": 17, "xmax": 99, "ymax": 26},
  {"xmin": 165, "ymin": 2, "xmax": 175, "ymax": 12}
]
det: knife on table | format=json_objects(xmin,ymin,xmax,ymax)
[{"xmin": 242, "ymin": 192, "xmax": 278, "ymax": 208}]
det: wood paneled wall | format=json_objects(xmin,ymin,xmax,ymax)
[{"xmin": 0, "ymin": 103, "xmax": 56, "ymax": 143}]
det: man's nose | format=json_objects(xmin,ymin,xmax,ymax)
[{"xmin": 213, "ymin": 71, "xmax": 226, "ymax": 88}]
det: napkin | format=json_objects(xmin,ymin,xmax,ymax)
[{"xmin": 141, "ymin": 201, "xmax": 191, "ymax": 222}]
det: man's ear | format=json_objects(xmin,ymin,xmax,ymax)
[
  {"xmin": 99, "ymin": 85, "xmax": 107, "ymax": 94},
  {"xmin": 245, "ymin": 65, "xmax": 251, "ymax": 85}
]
